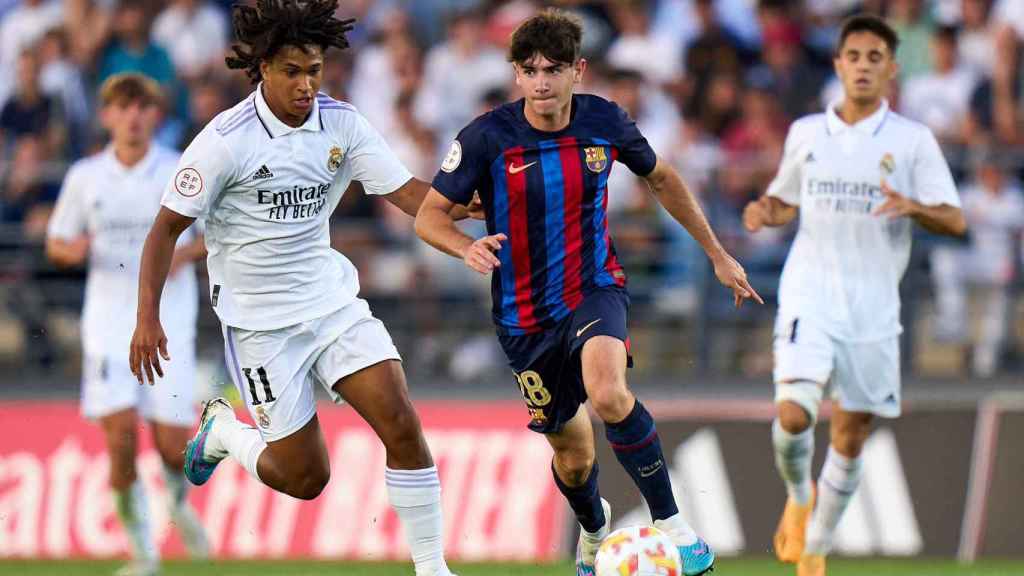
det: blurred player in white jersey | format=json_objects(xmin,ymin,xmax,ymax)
[
  {"xmin": 129, "ymin": 2, "xmax": 472, "ymax": 575},
  {"xmin": 46, "ymin": 74, "xmax": 209, "ymax": 576},
  {"xmin": 743, "ymin": 15, "xmax": 966, "ymax": 576}
]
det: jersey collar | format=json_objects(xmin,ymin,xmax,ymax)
[
  {"xmin": 254, "ymin": 82, "xmax": 321, "ymax": 138},
  {"xmin": 825, "ymin": 99, "xmax": 890, "ymax": 137},
  {"xmin": 103, "ymin": 143, "xmax": 158, "ymax": 177}
]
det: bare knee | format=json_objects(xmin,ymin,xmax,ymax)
[
  {"xmin": 831, "ymin": 416, "xmax": 872, "ymax": 458},
  {"xmin": 105, "ymin": 428, "xmax": 138, "ymax": 489},
  {"xmin": 777, "ymin": 400, "xmax": 812, "ymax": 434},
  {"xmin": 153, "ymin": 433, "xmax": 187, "ymax": 470},
  {"xmin": 379, "ymin": 402, "xmax": 430, "ymax": 468},
  {"xmin": 553, "ymin": 446, "xmax": 596, "ymax": 487},
  {"xmin": 158, "ymin": 447, "xmax": 185, "ymax": 471},
  {"xmin": 288, "ymin": 464, "xmax": 330, "ymax": 500},
  {"xmin": 589, "ymin": 381, "xmax": 633, "ymax": 423}
]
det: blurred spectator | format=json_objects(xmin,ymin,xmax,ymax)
[
  {"xmin": 178, "ymin": 77, "xmax": 230, "ymax": 149},
  {"xmin": 721, "ymin": 81, "xmax": 787, "ymax": 192},
  {"xmin": 889, "ymin": 0, "xmax": 936, "ymax": 80},
  {"xmin": 690, "ymin": 70, "xmax": 742, "ymax": 137},
  {"xmin": 652, "ymin": 0, "xmax": 760, "ymax": 54},
  {"xmin": 0, "ymin": 0, "xmax": 63, "ymax": 106},
  {"xmin": 98, "ymin": 0, "xmax": 186, "ymax": 144},
  {"xmin": 901, "ymin": 25, "xmax": 978, "ymax": 143},
  {"xmin": 683, "ymin": 0, "xmax": 753, "ymax": 116},
  {"xmin": 749, "ymin": 17, "xmax": 826, "ymax": 119},
  {"xmin": 414, "ymin": 7, "xmax": 507, "ymax": 147},
  {"xmin": 957, "ymin": 0, "xmax": 996, "ymax": 76},
  {"xmin": 61, "ymin": 0, "xmax": 113, "ymax": 68},
  {"xmin": 152, "ymin": 0, "xmax": 229, "ymax": 80},
  {"xmin": 1, "ymin": 135, "xmax": 59, "ymax": 228},
  {"xmin": 0, "ymin": 49, "xmax": 66, "ymax": 157},
  {"xmin": 605, "ymin": 0, "xmax": 682, "ymax": 86},
  {"xmin": 684, "ymin": 0, "xmax": 751, "ymax": 77},
  {"xmin": 37, "ymin": 29, "xmax": 89, "ymax": 156},
  {"xmin": 931, "ymin": 149, "xmax": 1024, "ymax": 376},
  {"xmin": 350, "ymin": 7, "xmax": 420, "ymax": 141},
  {"xmin": 990, "ymin": 0, "xmax": 1024, "ymax": 143},
  {"xmin": 600, "ymin": 68, "xmax": 680, "ymax": 214}
]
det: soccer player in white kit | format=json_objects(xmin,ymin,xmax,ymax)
[
  {"xmin": 46, "ymin": 74, "xmax": 209, "ymax": 576},
  {"xmin": 128, "ymin": 2, "xmax": 463, "ymax": 575},
  {"xmin": 742, "ymin": 15, "xmax": 967, "ymax": 576}
]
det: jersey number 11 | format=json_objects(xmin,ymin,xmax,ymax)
[{"xmin": 242, "ymin": 366, "xmax": 276, "ymax": 405}]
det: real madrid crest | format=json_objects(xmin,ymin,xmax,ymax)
[
  {"xmin": 879, "ymin": 152, "xmax": 895, "ymax": 175},
  {"xmin": 255, "ymin": 406, "xmax": 271, "ymax": 429},
  {"xmin": 584, "ymin": 146, "xmax": 608, "ymax": 173},
  {"xmin": 328, "ymin": 146, "xmax": 344, "ymax": 172}
]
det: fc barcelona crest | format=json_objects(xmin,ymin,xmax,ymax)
[
  {"xmin": 584, "ymin": 146, "xmax": 608, "ymax": 173},
  {"xmin": 879, "ymin": 152, "xmax": 895, "ymax": 175},
  {"xmin": 327, "ymin": 146, "xmax": 344, "ymax": 172}
]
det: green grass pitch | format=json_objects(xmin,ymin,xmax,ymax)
[{"xmin": 1, "ymin": 558, "xmax": 1023, "ymax": 576}]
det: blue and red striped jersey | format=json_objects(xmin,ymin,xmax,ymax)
[{"xmin": 432, "ymin": 94, "xmax": 658, "ymax": 335}]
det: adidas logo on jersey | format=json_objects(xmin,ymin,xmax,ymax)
[
  {"xmin": 252, "ymin": 165, "xmax": 274, "ymax": 181},
  {"xmin": 805, "ymin": 152, "xmax": 816, "ymax": 163}
]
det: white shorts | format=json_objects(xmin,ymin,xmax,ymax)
[
  {"xmin": 81, "ymin": 339, "xmax": 198, "ymax": 426},
  {"xmin": 773, "ymin": 315, "xmax": 901, "ymax": 419},
  {"xmin": 222, "ymin": 298, "xmax": 400, "ymax": 442}
]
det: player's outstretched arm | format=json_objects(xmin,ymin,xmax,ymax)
[
  {"xmin": 130, "ymin": 206, "xmax": 196, "ymax": 385},
  {"xmin": 415, "ymin": 187, "xmax": 503, "ymax": 274},
  {"xmin": 385, "ymin": 177, "xmax": 484, "ymax": 220},
  {"xmin": 644, "ymin": 156, "xmax": 763, "ymax": 307},
  {"xmin": 742, "ymin": 196, "xmax": 798, "ymax": 232},
  {"xmin": 168, "ymin": 233, "xmax": 207, "ymax": 276},
  {"xmin": 873, "ymin": 180, "xmax": 967, "ymax": 237},
  {"xmin": 45, "ymin": 236, "xmax": 91, "ymax": 268}
]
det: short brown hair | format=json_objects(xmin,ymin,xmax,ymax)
[
  {"xmin": 98, "ymin": 73, "xmax": 164, "ymax": 108},
  {"xmin": 507, "ymin": 8, "xmax": 583, "ymax": 65},
  {"xmin": 836, "ymin": 14, "xmax": 900, "ymax": 56}
]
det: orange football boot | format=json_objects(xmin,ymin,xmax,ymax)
[
  {"xmin": 773, "ymin": 489, "xmax": 815, "ymax": 563},
  {"xmin": 797, "ymin": 553, "xmax": 826, "ymax": 576}
]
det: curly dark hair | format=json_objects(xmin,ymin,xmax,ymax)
[
  {"xmin": 507, "ymin": 8, "xmax": 582, "ymax": 65},
  {"xmin": 226, "ymin": 0, "xmax": 356, "ymax": 84}
]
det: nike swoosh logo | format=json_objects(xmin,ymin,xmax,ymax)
[
  {"xmin": 576, "ymin": 318, "xmax": 601, "ymax": 338},
  {"xmin": 639, "ymin": 461, "xmax": 664, "ymax": 477},
  {"xmin": 508, "ymin": 161, "xmax": 537, "ymax": 174}
]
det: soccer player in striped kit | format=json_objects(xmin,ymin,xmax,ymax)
[{"xmin": 416, "ymin": 9, "xmax": 761, "ymax": 576}]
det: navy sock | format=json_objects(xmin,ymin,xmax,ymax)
[
  {"xmin": 605, "ymin": 400, "xmax": 678, "ymax": 521},
  {"xmin": 552, "ymin": 461, "xmax": 606, "ymax": 533}
]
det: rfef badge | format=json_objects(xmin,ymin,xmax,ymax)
[{"xmin": 584, "ymin": 146, "xmax": 608, "ymax": 173}]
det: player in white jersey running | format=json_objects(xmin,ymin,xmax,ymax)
[
  {"xmin": 128, "ymin": 2, "xmax": 469, "ymax": 575},
  {"xmin": 46, "ymin": 74, "xmax": 209, "ymax": 576},
  {"xmin": 742, "ymin": 15, "xmax": 966, "ymax": 576}
]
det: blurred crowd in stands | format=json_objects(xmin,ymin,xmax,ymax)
[{"xmin": 0, "ymin": 0, "xmax": 1022, "ymax": 383}]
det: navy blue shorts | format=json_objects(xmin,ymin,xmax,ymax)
[{"xmin": 498, "ymin": 287, "xmax": 632, "ymax": 434}]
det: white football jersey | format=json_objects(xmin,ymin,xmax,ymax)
[
  {"xmin": 161, "ymin": 86, "xmax": 412, "ymax": 331},
  {"xmin": 766, "ymin": 101, "xmax": 961, "ymax": 342},
  {"xmin": 47, "ymin": 145, "xmax": 199, "ymax": 357}
]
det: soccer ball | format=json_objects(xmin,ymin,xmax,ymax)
[{"xmin": 594, "ymin": 525, "xmax": 683, "ymax": 576}]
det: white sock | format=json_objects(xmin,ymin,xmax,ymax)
[
  {"xmin": 386, "ymin": 466, "xmax": 450, "ymax": 576},
  {"xmin": 113, "ymin": 480, "xmax": 158, "ymax": 562},
  {"xmin": 162, "ymin": 465, "xmax": 209, "ymax": 558},
  {"xmin": 772, "ymin": 419, "xmax": 815, "ymax": 505},
  {"xmin": 216, "ymin": 418, "xmax": 266, "ymax": 481},
  {"xmin": 805, "ymin": 446, "xmax": 863, "ymax": 555},
  {"xmin": 654, "ymin": 513, "xmax": 699, "ymax": 546}
]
